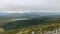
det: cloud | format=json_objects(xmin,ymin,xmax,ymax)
[{"xmin": 0, "ymin": 0, "xmax": 60, "ymax": 13}]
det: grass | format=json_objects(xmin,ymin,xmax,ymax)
[{"xmin": 0, "ymin": 19, "xmax": 60, "ymax": 34}]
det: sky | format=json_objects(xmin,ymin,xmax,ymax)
[{"xmin": 0, "ymin": 0, "xmax": 60, "ymax": 13}]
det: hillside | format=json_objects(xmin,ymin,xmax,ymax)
[
  {"xmin": 0, "ymin": 17, "xmax": 60, "ymax": 34},
  {"xmin": 0, "ymin": 18, "xmax": 60, "ymax": 34},
  {"xmin": 2, "ymin": 17, "xmax": 55, "ymax": 30},
  {"xmin": 0, "ymin": 17, "xmax": 59, "ymax": 34}
]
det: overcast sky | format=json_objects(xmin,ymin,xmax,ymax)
[{"xmin": 0, "ymin": 0, "xmax": 60, "ymax": 13}]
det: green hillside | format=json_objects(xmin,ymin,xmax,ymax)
[
  {"xmin": 0, "ymin": 17, "xmax": 60, "ymax": 34},
  {"xmin": 2, "ymin": 17, "xmax": 54, "ymax": 30}
]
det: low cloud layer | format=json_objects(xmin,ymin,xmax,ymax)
[{"xmin": 0, "ymin": 0, "xmax": 60, "ymax": 13}]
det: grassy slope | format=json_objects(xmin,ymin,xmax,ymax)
[{"xmin": 0, "ymin": 18, "xmax": 60, "ymax": 34}]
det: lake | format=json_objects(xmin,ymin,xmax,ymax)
[{"xmin": 11, "ymin": 18, "xmax": 31, "ymax": 21}]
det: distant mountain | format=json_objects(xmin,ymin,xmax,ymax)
[
  {"xmin": 0, "ymin": 13, "xmax": 9, "ymax": 16},
  {"xmin": 31, "ymin": 12, "xmax": 60, "ymax": 16},
  {"xmin": 5, "ymin": 12, "xmax": 58, "ymax": 17},
  {"xmin": 0, "ymin": 12, "xmax": 60, "ymax": 18},
  {"xmin": 6, "ymin": 13, "xmax": 41, "ymax": 18}
]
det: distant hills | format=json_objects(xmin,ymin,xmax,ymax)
[
  {"xmin": 0, "ymin": 13, "xmax": 9, "ymax": 16},
  {"xmin": 0, "ymin": 12, "xmax": 60, "ymax": 17},
  {"xmin": 0, "ymin": 12, "xmax": 40, "ymax": 18}
]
